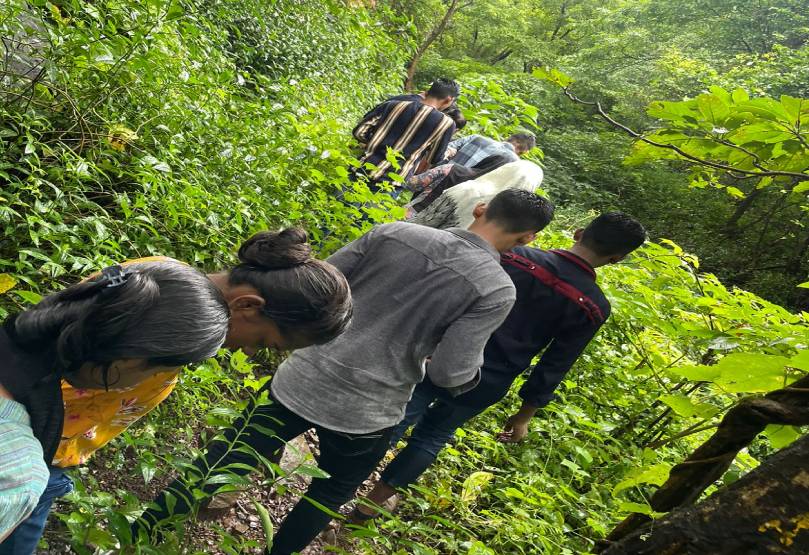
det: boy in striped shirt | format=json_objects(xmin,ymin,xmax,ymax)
[{"xmin": 352, "ymin": 79, "xmax": 458, "ymax": 192}]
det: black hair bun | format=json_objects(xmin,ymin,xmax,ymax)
[{"xmin": 238, "ymin": 228, "xmax": 312, "ymax": 270}]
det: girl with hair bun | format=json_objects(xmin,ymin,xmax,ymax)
[
  {"xmin": 208, "ymin": 227, "xmax": 352, "ymax": 353},
  {"xmin": 0, "ymin": 228, "xmax": 352, "ymax": 555}
]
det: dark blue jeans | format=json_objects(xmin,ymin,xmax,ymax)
[
  {"xmin": 381, "ymin": 381, "xmax": 486, "ymax": 488},
  {"xmin": 0, "ymin": 467, "xmax": 74, "ymax": 555},
  {"xmin": 134, "ymin": 392, "xmax": 393, "ymax": 555}
]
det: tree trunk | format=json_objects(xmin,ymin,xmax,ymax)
[
  {"xmin": 404, "ymin": 0, "xmax": 465, "ymax": 90},
  {"xmin": 602, "ymin": 373, "xmax": 809, "ymax": 546},
  {"xmin": 723, "ymin": 187, "xmax": 762, "ymax": 234},
  {"xmin": 601, "ymin": 433, "xmax": 809, "ymax": 554},
  {"xmin": 490, "ymin": 48, "xmax": 513, "ymax": 64},
  {"xmin": 549, "ymin": 0, "xmax": 569, "ymax": 40}
]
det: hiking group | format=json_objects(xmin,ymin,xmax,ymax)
[{"xmin": 0, "ymin": 78, "xmax": 646, "ymax": 555}]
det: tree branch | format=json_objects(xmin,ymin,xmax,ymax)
[
  {"xmin": 404, "ymin": 0, "xmax": 467, "ymax": 90},
  {"xmin": 599, "ymin": 373, "xmax": 809, "ymax": 550},
  {"xmin": 562, "ymin": 87, "xmax": 809, "ymax": 182}
]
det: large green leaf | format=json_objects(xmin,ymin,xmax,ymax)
[
  {"xmin": 647, "ymin": 100, "xmax": 699, "ymax": 124},
  {"xmin": 713, "ymin": 353, "xmax": 791, "ymax": 393},
  {"xmin": 736, "ymin": 98, "xmax": 793, "ymax": 123},
  {"xmin": 659, "ymin": 394, "xmax": 719, "ymax": 418},
  {"xmin": 613, "ymin": 464, "xmax": 672, "ymax": 497},
  {"xmin": 696, "ymin": 93, "xmax": 730, "ymax": 125},
  {"xmin": 728, "ymin": 123, "xmax": 795, "ymax": 145},
  {"xmin": 731, "ymin": 88, "xmax": 750, "ymax": 104},
  {"xmin": 670, "ymin": 352, "xmax": 793, "ymax": 393},
  {"xmin": 780, "ymin": 96, "xmax": 808, "ymax": 123},
  {"xmin": 668, "ymin": 364, "xmax": 721, "ymax": 382},
  {"xmin": 762, "ymin": 425, "xmax": 801, "ymax": 449},
  {"xmin": 788, "ymin": 349, "xmax": 809, "ymax": 371},
  {"xmin": 15, "ymin": 290, "xmax": 42, "ymax": 305}
]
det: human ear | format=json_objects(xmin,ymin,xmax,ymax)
[
  {"xmin": 573, "ymin": 228, "xmax": 584, "ymax": 241},
  {"xmin": 229, "ymin": 294, "xmax": 265, "ymax": 312},
  {"xmin": 472, "ymin": 203, "xmax": 487, "ymax": 219},
  {"xmin": 517, "ymin": 232, "xmax": 537, "ymax": 245}
]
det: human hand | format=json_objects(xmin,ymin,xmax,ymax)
[{"xmin": 497, "ymin": 414, "xmax": 530, "ymax": 443}]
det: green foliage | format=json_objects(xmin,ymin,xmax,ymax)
[
  {"xmin": 627, "ymin": 87, "xmax": 808, "ymax": 188},
  {"xmin": 455, "ymin": 75, "xmax": 541, "ymax": 155},
  {"xmin": 0, "ymin": 0, "xmax": 407, "ymax": 320},
  {"xmin": 2, "ymin": 0, "xmax": 808, "ymax": 554},
  {"xmin": 202, "ymin": 0, "xmax": 409, "ymax": 101},
  {"xmin": 408, "ymin": 0, "xmax": 809, "ymax": 308},
  {"xmin": 719, "ymin": 45, "xmax": 809, "ymax": 98}
]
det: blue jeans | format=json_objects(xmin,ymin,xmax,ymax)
[
  {"xmin": 381, "ymin": 381, "xmax": 486, "ymax": 488},
  {"xmin": 0, "ymin": 467, "xmax": 73, "ymax": 555}
]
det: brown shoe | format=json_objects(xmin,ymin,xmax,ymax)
[{"xmin": 347, "ymin": 493, "xmax": 400, "ymax": 524}]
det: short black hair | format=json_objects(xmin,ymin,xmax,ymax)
[
  {"xmin": 427, "ymin": 78, "xmax": 460, "ymax": 100},
  {"xmin": 507, "ymin": 132, "xmax": 536, "ymax": 152},
  {"xmin": 445, "ymin": 103, "xmax": 466, "ymax": 130},
  {"xmin": 581, "ymin": 212, "xmax": 646, "ymax": 256},
  {"xmin": 485, "ymin": 189, "xmax": 555, "ymax": 233}
]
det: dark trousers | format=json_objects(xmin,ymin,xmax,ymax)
[
  {"xmin": 0, "ymin": 467, "xmax": 74, "ymax": 555},
  {"xmin": 381, "ymin": 380, "xmax": 488, "ymax": 488},
  {"xmin": 135, "ymin": 393, "xmax": 393, "ymax": 555}
]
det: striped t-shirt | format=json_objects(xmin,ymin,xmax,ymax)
[{"xmin": 352, "ymin": 100, "xmax": 455, "ymax": 184}]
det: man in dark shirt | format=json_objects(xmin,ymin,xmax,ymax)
[
  {"xmin": 352, "ymin": 79, "xmax": 458, "ymax": 191},
  {"xmin": 385, "ymin": 87, "xmax": 466, "ymax": 176},
  {"xmin": 354, "ymin": 212, "xmax": 646, "ymax": 519}
]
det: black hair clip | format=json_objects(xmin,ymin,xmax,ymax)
[{"xmin": 100, "ymin": 264, "xmax": 129, "ymax": 288}]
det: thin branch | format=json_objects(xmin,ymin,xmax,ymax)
[
  {"xmin": 646, "ymin": 420, "xmax": 723, "ymax": 450},
  {"xmin": 562, "ymin": 87, "xmax": 809, "ymax": 182}
]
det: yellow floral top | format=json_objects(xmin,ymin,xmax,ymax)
[
  {"xmin": 52, "ymin": 371, "xmax": 180, "ymax": 467},
  {"xmin": 51, "ymin": 255, "xmax": 184, "ymax": 468}
]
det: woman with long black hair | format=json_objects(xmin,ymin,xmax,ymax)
[{"xmin": 0, "ymin": 228, "xmax": 352, "ymax": 555}]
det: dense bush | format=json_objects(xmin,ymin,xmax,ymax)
[{"xmin": 0, "ymin": 0, "xmax": 408, "ymax": 318}]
